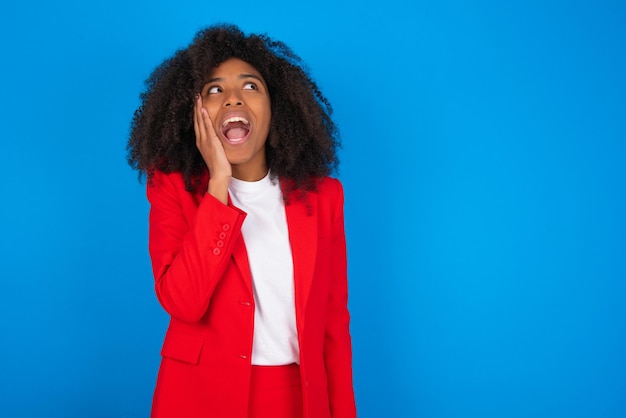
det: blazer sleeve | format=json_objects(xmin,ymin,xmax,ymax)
[
  {"xmin": 324, "ymin": 179, "xmax": 357, "ymax": 417},
  {"xmin": 147, "ymin": 171, "xmax": 246, "ymax": 323}
]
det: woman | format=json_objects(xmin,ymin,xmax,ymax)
[{"xmin": 127, "ymin": 24, "xmax": 356, "ymax": 418}]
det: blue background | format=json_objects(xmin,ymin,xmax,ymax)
[{"xmin": 1, "ymin": 0, "xmax": 625, "ymax": 417}]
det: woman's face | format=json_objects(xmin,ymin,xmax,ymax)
[{"xmin": 201, "ymin": 58, "xmax": 272, "ymax": 181}]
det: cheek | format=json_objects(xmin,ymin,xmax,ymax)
[
  {"xmin": 264, "ymin": 110, "xmax": 272, "ymax": 131},
  {"xmin": 262, "ymin": 104, "xmax": 272, "ymax": 132},
  {"xmin": 203, "ymin": 106, "xmax": 220, "ymax": 130}
]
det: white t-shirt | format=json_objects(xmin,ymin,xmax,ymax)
[{"xmin": 228, "ymin": 172, "xmax": 299, "ymax": 365}]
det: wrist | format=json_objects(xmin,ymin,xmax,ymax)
[{"xmin": 207, "ymin": 176, "xmax": 229, "ymax": 204}]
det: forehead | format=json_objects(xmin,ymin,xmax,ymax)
[{"xmin": 209, "ymin": 58, "xmax": 264, "ymax": 80}]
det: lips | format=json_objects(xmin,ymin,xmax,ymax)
[{"xmin": 221, "ymin": 116, "xmax": 250, "ymax": 144}]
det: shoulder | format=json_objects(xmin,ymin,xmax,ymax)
[
  {"xmin": 316, "ymin": 176, "xmax": 344, "ymax": 200},
  {"xmin": 314, "ymin": 177, "xmax": 345, "ymax": 222},
  {"xmin": 149, "ymin": 170, "xmax": 184, "ymax": 187},
  {"xmin": 279, "ymin": 176, "xmax": 344, "ymax": 215},
  {"xmin": 147, "ymin": 170, "xmax": 186, "ymax": 199},
  {"xmin": 309, "ymin": 176, "xmax": 345, "ymax": 213},
  {"xmin": 147, "ymin": 170, "xmax": 208, "ymax": 205},
  {"xmin": 280, "ymin": 176, "xmax": 343, "ymax": 198},
  {"xmin": 148, "ymin": 170, "xmax": 208, "ymax": 192}
]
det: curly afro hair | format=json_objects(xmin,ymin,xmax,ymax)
[{"xmin": 127, "ymin": 24, "xmax": 340, "ymax": 198}]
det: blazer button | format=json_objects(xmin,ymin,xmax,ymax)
[
  {"xmin": 219, "ymin": 232, "xmax": 227, "ymax": 239},
  {"xmin": 212, "ymin": 248, "xmax": 221, "ymax": 256},
  {"xmin": 239, "ymin": 301, "xmax": 251, "ymax": 307},
  {"xmin": 216, "ymin": 240, "xmax": 224, "ymax": 248},
  {"xmin": 239, "ymin": 354, "xmax": 248, "ymax": 360},
  {"xmin": 222, "ymin": 224, "xmax": 230, "ymax": 231}
]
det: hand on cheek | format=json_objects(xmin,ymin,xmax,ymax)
[{"xmin": 193, "ymin": 94, "xmax": 231, "ymax": 202}]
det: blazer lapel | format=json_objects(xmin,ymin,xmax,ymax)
[
  {"xmin": 226, "ymin": 191, "xmax": 254, "ymax": 298},
  {"xmin": 231, "ymin": 236, "xmax": 254, "ymax": 297},
  {"xmin": 227, "ymin": 183, "xmax": 319, "ymax": 323},
  {"xmin": 285, "ymin": 190, "xmax": 318, "ymax": 329}
]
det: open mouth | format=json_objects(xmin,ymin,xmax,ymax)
[{"xmin": 221, "ymin": 116, "xmax": 250, "ymax": 143}]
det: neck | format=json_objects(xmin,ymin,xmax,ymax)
[{"xmin": 232, "ymin": 165, "xmax": 268, "ymax": 182}]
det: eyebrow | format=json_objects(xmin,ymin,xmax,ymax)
[{"xmin": 206, "ymin": 73, "xmax": 265, "ymax": 84}]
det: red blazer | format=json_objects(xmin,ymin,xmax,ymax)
[{"xmin": 147, "ymin": 170, "xmax": 356, "ymax": 418}]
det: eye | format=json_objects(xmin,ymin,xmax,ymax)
[
  {"xmin": 243, "ymin": 82, "xmax": 258, "ymax": 90},
  {"xmin": 207, "ymin": 86, "xmax": 222, "ymax": 94}
]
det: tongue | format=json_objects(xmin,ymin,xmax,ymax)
[
  {"xmin": 224, "ymin": 121, "xmax": 249, "ymax": 140},
  {"xmin": 226, "ymin": 127, "xmax": 248, "ymax": 140}
]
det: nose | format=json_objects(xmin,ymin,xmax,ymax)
[{"xmin": 224, "ymin": 90, "xmax": 243, "ymax": 107}]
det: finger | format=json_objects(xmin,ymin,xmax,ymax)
[
  {"xmin": 193, "ymin": 94, "xmax": 199, "ymax": 129},
  {"xmin": 194, "ymin": 94, "xmax": 205, "ymax": 146}
]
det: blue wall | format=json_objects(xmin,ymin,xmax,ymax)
[{"xmin": 1, "ymin": 1, "xmax": 624, "ymax": 417}]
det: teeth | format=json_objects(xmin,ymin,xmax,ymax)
[{"xmin": 222, "ymin": 116, "xmax": 249, "ymax": 126}]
